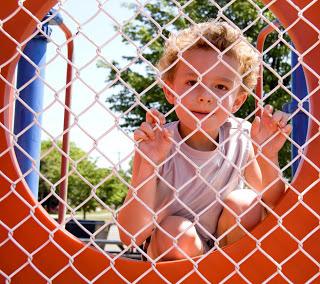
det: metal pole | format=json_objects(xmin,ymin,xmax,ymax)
[
  {"xmin": 282, "ymin": 49, "xmax": 309, "ymax": 176},
  {"xmin": 57, "ymin": 22, "xmax": 74, "ymax": 225},
  {"xmin": 255, "ymin": 20, "xmax": 281, "ymax": 117},
  {"xmin": 14, "ymin": 15, "xmax": 52, "ymax": 199}
]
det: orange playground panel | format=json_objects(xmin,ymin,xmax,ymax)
[{"xmin": 0, "ymin": 0, "xmax": 319, "ymax": 283}]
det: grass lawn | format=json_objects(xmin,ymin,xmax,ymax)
[{"xmin": 50, "ymin": 209, "xmax": 114, "ymax": 222}]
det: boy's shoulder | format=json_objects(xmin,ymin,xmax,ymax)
[
  {"xmin": 225, "ymin": 117, "xmax": 252, "ymax": 132},
  {"xmin": 162, "ymin": 119, "xmax": 252, "ymax": 132},
  {"xmin": 163, "ymin": 121, "xmax": 179, "ymax": 130}
]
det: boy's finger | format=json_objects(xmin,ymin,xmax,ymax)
[
  {"xmin": 163, "ymin": 128, "xmax": 173, "ymax": 141},
  {"xmin": 140, "ymin": 122, "xmax": 155, "ymax": 140},
  {"xmin": 281, "ymin": 124, "xmax": 292, "ymax": 134},
  {"xmin": 272, "ymin": 110, "xmax": 283, "ymax": 125},
  {"xmin": 261, "ymin": 104, "xmax": 273, "ymax": 123},
  {"xmin": 274, "ymin": 125, "xmax": 291, "ymax": 148},
  {"xmin": 146, "ymin": 109, "xmax": 157, "ymax": 124},
  {"xmin": 134, "ymin": 129, "xmax": 149, "ymax": 141},
  {"xmin": 151, "ymin": 108, "xmax": 166, "ymax": 123},
  {"xmin": 264, "ymin": 104, "xmax": 273, "ymax": 114},
  {"xmin": 146, "ymin": 111, "xmax": 155, "ymax": 124},
  {"xmin": 146, "ymin": 108, "xmax": 165, "ymax": 125},
  {"xmin": 275, "ymin": 125, "xmax": 291, "ymax": 147},
  {"xmin": 278, "ymin": 113, "xmax": 291, "ymax": 128},
  {"xmin": 251, "ymin": 116, "xmax": 260, "ymax": 138}
]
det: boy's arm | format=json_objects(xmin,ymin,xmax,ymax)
[
  {"xmin": 246, "ymin": 104, "xmax": 291, "ymax": 209},
  {"xmin": 244, "ymin": 145, "xmax": 286, "ymax": 209},
  {"xmin": 117, "ymin": 151, "xmax": 159, "ymax": 247},
  {"xmin": 117, "ymin": 108, "xmax": 173, "ymax": 247}
]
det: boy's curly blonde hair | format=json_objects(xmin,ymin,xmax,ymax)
[{"xmin": 157, "ymin": 21, "xmax": 260, "ymax": 92}]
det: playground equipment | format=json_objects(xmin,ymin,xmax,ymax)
[
  {"xmin": 0, "ymin": 0, "xmax": 319, "ymax": 283},
  {"xmin": 13, "ymin": 9, "xmax": 74, "ymax": 226},
  {"xmin": 13, "ymin": 12, "xmax": 51, "ymax": 199},
  {"xmin": 255, "ymin": 19, "xmax": 309, "ymax": 177},
  {"xmin": 284, "ymin": 48, "xmax": 309, "ymax": 177}
]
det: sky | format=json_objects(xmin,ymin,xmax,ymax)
[{"xmin": 42, "ymin": 0, "xmax": 142, "ymax": 170}]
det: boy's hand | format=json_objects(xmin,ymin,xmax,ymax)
[
  {"xmin": 134, "ymin": 108, "xmax": 173, "ymax": 165},
  {"xmin": 251, "ymin": 105, "xmax": 292, "ymax": 158}
]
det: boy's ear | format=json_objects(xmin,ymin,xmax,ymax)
[
  {"xmin": 162, "ymin": 81, "xmax": 175, "ymax": 105},
  {"xmin": 231, "ymin": 91, "xmax": 248, "ymax": 113}
]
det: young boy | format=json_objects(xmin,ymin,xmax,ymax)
[{"xmin": 117, "ymin": 21, "xmax": 292, "ymax": 261}]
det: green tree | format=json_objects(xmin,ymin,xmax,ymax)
[
  {"xmin": 99, "ymin": 0, "xmax": 292, "ymax": 178},
  {"xmin": 39, "ymin": 140, "xmax": 129, "ymax": 219}
]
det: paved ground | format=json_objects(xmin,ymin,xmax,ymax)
[
  {"xmin": 105, "ymin": 224, "xmax": 122, "ymax": 252},
  {"xmin": 51, "ymin": 213, "xmax": 140, "ymax": 257},
  {"xmin": 103, "ymin": 224, "xmax": 142, "ymax": 259}
]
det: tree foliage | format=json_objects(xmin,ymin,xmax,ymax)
[
  {"xmin": 99, "ymin": 0, "xmax": 293, "ymax": 178},
  {"xmin": 39, "ymin": 141, "xmax": 129, "ymax": 219}
]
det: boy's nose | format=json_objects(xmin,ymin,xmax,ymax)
[
  {"xmin": 198, "ymin": 97, "xmax": 212, "ymax": 103},
  {"xmin": 198, "ymin": 92, "xmax": 214, "ymax": 104}
]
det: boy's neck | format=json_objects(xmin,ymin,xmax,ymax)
[{"xmin": 178, "ymin": 122, "xmax": 219, "ymax": 151}]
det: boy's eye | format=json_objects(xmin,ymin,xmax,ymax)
[
  {"xmin": 186, "ymin": 80, "xmax": 197, "ymax": 86},
  {"xmin": 216, "ymin": 84, "xmax": 228, "ymax": 91}
]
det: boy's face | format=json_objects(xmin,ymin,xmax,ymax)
[{"xmin": 163, "ymin": 48, "xmax": 247, "ymax": 134}]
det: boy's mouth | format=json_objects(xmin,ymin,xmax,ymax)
[{"xmin": 191, "ymin": 111, "xmax": 214, "ymax": 119}]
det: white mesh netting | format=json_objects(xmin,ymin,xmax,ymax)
[{"xmin": 0, "ymin": 0, "xmax": 319, "ymax": 283}]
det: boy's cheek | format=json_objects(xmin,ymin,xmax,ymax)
[
  {"xmin": 176, "ymin": 106, "xmax": 194, "ymax": 118},
  {"xmin": 217, "ymin": 97, "xmax": 232, "ymax": 111},
  {"xmin": 175, "ymin": 97, "xmax": 190, "ymax": 109}
]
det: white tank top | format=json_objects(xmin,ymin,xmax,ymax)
[{"xmin": 155, "ymin": 117, "xmax": 252, "ymax": 241}]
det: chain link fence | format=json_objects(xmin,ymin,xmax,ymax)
[{"xmin": 0, "ymin": 0, "xmax": 319, "ymax": 283}]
